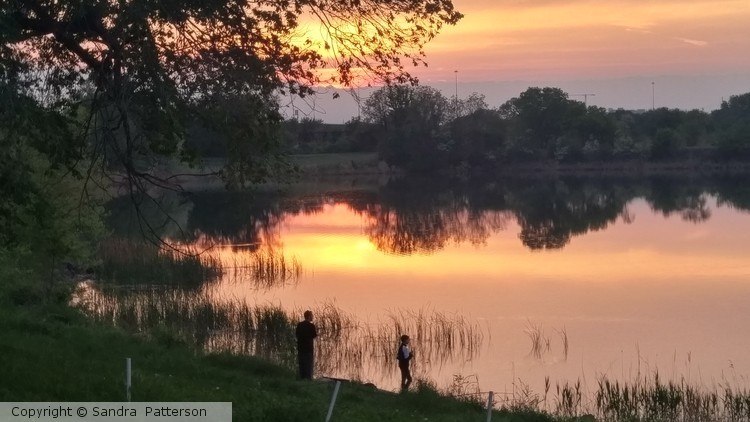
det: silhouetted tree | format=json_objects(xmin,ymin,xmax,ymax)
[
  {"xmin": 1, "ymin": 0, "xmax": 463, "ymax": 233},
  {"xmin": 449, "ymin": 109, "xmax": 506, "ymax": 168},
  {"xmin": 364, "ymin": 85, "xmax": 451, "ymax": 171},
  {"xmin": 712, "ymin": 93, "xmax": 750, "ymax": 156},
  {"xmin": 499, "ymin": 87, "xmax": 586, "ymax": 160}
]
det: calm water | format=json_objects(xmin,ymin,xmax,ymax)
[{"xmin": 89, "ymin": 175, "xmax": 750, "ymax": 395}]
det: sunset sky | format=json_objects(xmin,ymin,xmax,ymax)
[
  {"xmin": 421, "ymin": 0, "xmax": 750, "ymax": 80},
  {"xmin": 292, "ymin": 0, "xmax": 750, "ymax": 122}
]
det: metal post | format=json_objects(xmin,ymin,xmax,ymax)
[
  {"xmin": 651, "ymin": 82, "xmax": 655, "ymax": 110},
  {"xmin": 486, "ymin": 391, "xmax": 494, "ymax": 422},
  {"xmin": 125, "ymin": 358, "xmax": 132, "ymax": 402},
  {"xmin": 325, "ymin": 380, "xmax": 342, "ymax": 422},
  {"xmin": 454, "ymin": 70, "xmax": 458, "ymax": 118}
]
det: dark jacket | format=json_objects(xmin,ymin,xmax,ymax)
[
  {"xmin": 397, "ymin": 343, "xmax": 413, "ymax": 365},
  {"xmin": 295, "ymin": 320, "xmax": 317, "ymax": 353}
]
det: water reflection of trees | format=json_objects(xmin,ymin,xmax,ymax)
[
  {"xmin": 713, "ymin": 175, "xmax": 750, "ymax": 211},
  {"xmin": 505, "ymin": 179, "xmax": 634, "ymax": 250},
  {"xmin": 186, "ymin": 191, "xmax": 369, "ymax": 247},
  {"xmin": 645, "ymin": 176, "xmax": 712, "ymax": 223},
  {"xmin": 370, "ymin": 175, "xmax": 750, "ymax": 251},
  {"xmin": 186, "ymin": 192, "xmax": 300, "ymax": 250},
  {"xmin": 359, "ymin": 204, "xmax": 511, "ymax": 255},
  {"xmin": 180, "ymin": 175, "xmax": 750, "ymax": 254}
]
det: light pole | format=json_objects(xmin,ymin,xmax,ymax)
[
  {"xmin": 651, "ymin": 81, "xmax": 655, "ymax": 110},
  {"xmin": 454, "ymin": 70, "xmax": 458, "ymax": 118},
  {"xmin": 572, "ymin": 93, "xmax": 595, "ymax": 107}
]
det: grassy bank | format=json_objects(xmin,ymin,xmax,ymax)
[
  {"xmin": 0, "ymin": 287, "xmax": 556, "ymax": 422},
  {"xmin": 496, "ymin": 159, "xmax": 750, "ymax": 176},
  {"xmin": 76, "ymin": 285, "xmax": 485, "ymax": 384},
  {"xmin": 160, "ymin": 153, "xmax": 388, "ymax": 192},
  {"xmin": 290, "ymin": 152, "xmax": 381, "ymax": 174},
  {"xmin": 5, "ymin": 282, "xmax": 748, "ymax": 421}
]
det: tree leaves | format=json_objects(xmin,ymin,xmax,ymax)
[{"xmin": 2, "ymin": 0, "xmax": 461, "ymax": 185}]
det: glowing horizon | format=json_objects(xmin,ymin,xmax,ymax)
[
  {"xmin": 292, "ymin": 0, "xmax": 750, "ymax": 119},
  {"xmin": 300, "ymin": 0, "xmax": 750, "ymax": 87}
]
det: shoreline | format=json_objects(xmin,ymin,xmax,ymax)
[
  {"xmin": 128, "ymin": 154, "xmax": 750, "ymax": 194},
  {"xmin": 492, "ymin": 159, "xmax": 750, "ymax": 176}
]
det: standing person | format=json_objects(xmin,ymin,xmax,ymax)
[
  {"xmin": 295, "ymin": 310, "xmax": 317, "ymax": 380},
  {"xmin": 397, "ymin": 334, "xmax": 413, "ymax": 390}
]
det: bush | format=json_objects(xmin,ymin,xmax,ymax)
[{"xmin": 650, "ymin": 128, "xmax": 679, "ymax": 160}]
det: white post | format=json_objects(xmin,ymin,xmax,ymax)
[
  {"xmin": 486, "ymin": 391, "xmax": 494, "ymax": 422},
  {"xmin": 125, "ymin": 358, "xmax": 132, "ymax": 402},
  {"xmin": 325, "ymin": 380, "xmax": 342, "ymax": 422}
]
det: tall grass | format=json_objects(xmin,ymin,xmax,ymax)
[
  {"xmin": 74, "ymin": 282, "xmax": 298, "ymax": 366},
  {"xmin": 525, "ymin": 320, "xmax": 572, "ymax": 360},
  {"xmin": 479, "ymin": 372, "xmax": 750, "ymax": 421},
  {"xmin": 309, "ymin": 306, "xmax": 485, "ymax": 383},
  {"xmin": 594, "ymin": 373, "xmax": 750, "ymax": 422},
  {"xmin": 73, "ymin": 284, "xmax": 484, "ymax": 388},
  {"xmin": 381, "ymin": 308, "xmax": 484, "ymax": 369},
  {"xmin": 98, "ymin": 239, "xmax": 222, "ymax": 289},
  {"xmin": 220, "ymin": 247, "xmax": 302, "ymax": 289},
  {"xmin": 555, "ymin": 379, "xmax": 583, "ymax": 418},
  {"xmin": 525, "ymin": 320, "xmax": 548, "ymax": 359},
  {"xmin": 555, "ymin": 326, "xmax": 569, "ymax": 361},
  {"xmin": 98, "ymin": 239, "xmax": 301, "ymax": 290}
]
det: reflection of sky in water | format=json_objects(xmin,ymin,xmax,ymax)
[{"xmin": 206, "ymin": 196, "xmax": 750, "ymax": 392}]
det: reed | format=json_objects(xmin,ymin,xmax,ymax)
[
  {"xmin": 300, "ymin": 305, "xmax": 485, "ymax": 383},
  {"xmin": 555, "ymin": 326, "xmax": 569, "ymax": 361},
  {"xmin": 594, "ymin": 373, "xmax": 750, "ymax": 422},
  {"xmin": 75, "ymin": 283, "xmax": 297, "ymax": 367},
  {"xmin": 484, "ymin": 372, "xmax": 750, "ymax": 421},
  {"xmin": 98, "ymin": 239, "xmax": 222, "ymax": 288},
  {"xmin": 98, "ymin": 239, "xmax": 302, "ymax": 290},
  {"xmin": 524, "ymin": 320, "xmax": 570, "ymax": 362},
  {"xmin": 554, "ymin": 379, "xmax": 583, "ymax": 418},
  {"xmin": 500, "ymin": 378, "xmax": 545, "ymax": 413},
  {"xmin": 76, "ymin": 280, "xmax": 750, "ymax": 421},
  {"xmin": 524, "ymin": 320, "xmax": 550, "ymax": 359},
  {"xmin": 221, "ymin": 247, "xmax": 302, "ymax": 289},
  {"xmin": 74, "ymin": 285, "xmax": 485, "ymax": 388}
]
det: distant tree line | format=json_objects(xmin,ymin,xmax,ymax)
[
  {"xmin": 281, "ymin": 118, "xmax": 380, "ymax": 154},
  {"xmin": 262, "ymin": 86, "xmax": 750, "ymax": 172}
]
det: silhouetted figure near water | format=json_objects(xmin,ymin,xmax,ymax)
[
  {"xmin": 397, "ymin": 334, "xmax": 413, "ymax": 390},
  {"xmin": 295, "ymin": 310, "xmax": 317, "ymax": 379}
]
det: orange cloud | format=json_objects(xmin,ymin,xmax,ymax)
[{"xmin": 416, "ymin": 0, "xmax": 750, "ymax": 80}]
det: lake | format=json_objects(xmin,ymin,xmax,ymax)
[{"xmin": 79, "ymin": 174, "xmax": 750, "ymax": 403}]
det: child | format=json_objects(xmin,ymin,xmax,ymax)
[{"xmin": 396, "ymin": 334, "xmax": 413, "ymax": 390}]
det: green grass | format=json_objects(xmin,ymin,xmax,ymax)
[
  {"xmin": 0, "ymin": 287, "xmax": 556, "ymax": 422},
  {"xmin": 289, "ymin": 152, "xmax": 379, "ymax": 171}
]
